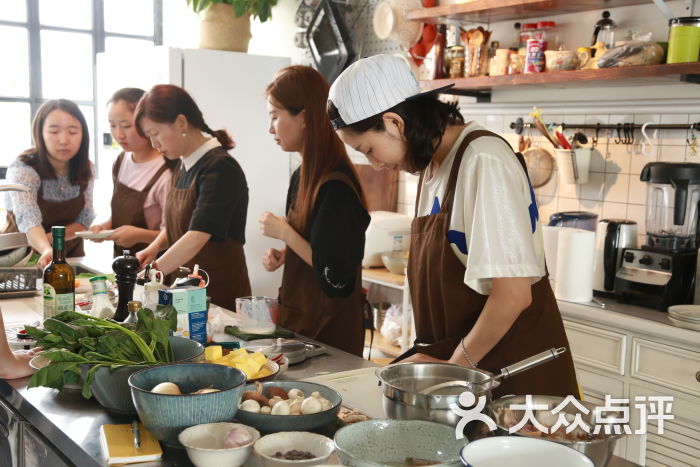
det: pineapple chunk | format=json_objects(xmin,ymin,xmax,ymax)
[{"xmin": 205, "ymin": 345, "xmax": 223, "ymax": 361}]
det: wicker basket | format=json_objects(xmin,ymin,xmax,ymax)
[{"xmin": 0, "ymin": 267, "xmax": 38, "ymax": 298}]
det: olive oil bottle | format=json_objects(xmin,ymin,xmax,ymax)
[{"xmin": 43, "ymin": 226, "xmax": 75, "ymax": 318}]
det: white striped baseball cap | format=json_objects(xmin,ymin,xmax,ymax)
[{"xmin": 328, "ymin": 54, "xmax": 454, "ymax": 130}]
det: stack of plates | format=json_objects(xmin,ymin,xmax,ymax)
[{"xmin": 667, "ymin": 305, "xmax": 700, "ymax": 331}]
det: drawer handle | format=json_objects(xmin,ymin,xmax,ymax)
[{"xmin": 696, "ymin": 371, "xmax": 700, "ymax": 383}]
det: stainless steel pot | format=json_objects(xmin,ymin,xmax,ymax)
[
  {"xmin": 489, "ymin": 395, "xmax": 625, "ymax": 467},
  {"xmin": 375, "ymin": 348, "xmax": 565, "ymax": 435}
]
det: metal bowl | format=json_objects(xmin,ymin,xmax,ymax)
[
  {"xmin": 488, "ymin": 395, "xmax": 625, "ymax": 467},
  {"xmin": 376, "ymin": 362, "xmax": 495, "ymax": 429}
]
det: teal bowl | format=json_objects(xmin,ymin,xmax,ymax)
[
  {"xmin": 234, "ymin": 381, "xmax": 342, "ymax": 433},
  {"xmin": 128, "ymin": 362, "xmax": 247, "ymax": 446},
  {"xmin": 82, "ymin": 336, "xmax": 204, "ymax": 415},
  {"xmin": 334, "ymin": 419, "xmax": 466, "ymax": 467}
]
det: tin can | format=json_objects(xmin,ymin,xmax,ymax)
[{"xmin": 525, "ymin": 38, "xmax": 545, "ymax": 73}]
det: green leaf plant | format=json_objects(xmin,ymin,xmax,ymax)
[{"xmin": 186, "ymin": 0, "xmax": 279, "ymax": 24}]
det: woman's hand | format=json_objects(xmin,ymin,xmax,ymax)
[
  {"xmin": 136, "ymin": 245, "xmax": 158, "ymax": 268},
  {"xmin": 89, "ymin": 223, "xmax": 107, "ymax": 233},
  {"xmin": 259, "ymin": 212, "xmax": 291, "ymax": 241},
  {"xmin": 38, "ymin": 248, "xmax": 52, "ymax": 269},
  {"xmin": 108, "ymin": 225, "xmax": 140, "ymax": 247},
  {"xmin": 262, "ymin": 248, "xmax": 285, "ymax": 272}
]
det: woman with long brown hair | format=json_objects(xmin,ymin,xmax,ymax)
[
  {"xmin": 3, "ymin": 99, "xmax": 94, "ymax": 268},
  {"xmin": 135, "ymin": 84, "xmax": 251, "ymax": 309},
  {"xmin": 259, "ymin": 66, "xmax": 370, "ymax": 356}
]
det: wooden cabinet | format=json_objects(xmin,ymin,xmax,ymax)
[{"xmin": 565, "ymin": 320, "xmax": 627, "ymax": 376}]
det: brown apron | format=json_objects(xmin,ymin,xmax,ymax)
[
  {"xmin": 111, "ymin": 152, "xmax": 170, "ymax": 257},
  {"xmin": 2, "ymin": 183, "xmax": 86, "ymax": 257},
  {"xmin": 165, "ymin": 154, "xmax": 251, "ymax": 311},
  {"xmin": 406, "ymin": 129, "xmax": 579, "ymax": 399},
  {"xmin": 277, "ymin": 172, "xmax": 365, "ymax": 357}
]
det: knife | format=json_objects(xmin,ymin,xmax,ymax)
[{"xmin": 132, "ymin": 420, "xmax": 141, "ymax": 449}]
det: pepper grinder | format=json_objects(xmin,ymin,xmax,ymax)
[{"xmin": 112, "ymin": 250, "xmax": 141, "ymax": 322}]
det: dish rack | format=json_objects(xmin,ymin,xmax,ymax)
[{"xmin": 0, "ymin": 267, "xmax": 39, "ymax": 298}]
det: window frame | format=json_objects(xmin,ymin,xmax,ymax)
[{"xmin": 0, "ymin": 0, "xmax": 163, "ymax": 177}]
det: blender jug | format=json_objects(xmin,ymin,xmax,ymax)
[{"xmin": 641, "ymin": 163, "xmax": 700, "ymax": 251}]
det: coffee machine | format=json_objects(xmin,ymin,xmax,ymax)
[
  {"xmin": 592, "ymin": 219, "xmax": 637, "ymax": 296},
  {"xmin": 615, "ymin": 163, "xmax": 700, "ymax": 310}
]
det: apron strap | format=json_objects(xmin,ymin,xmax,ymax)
[
  {"xmin": 141, "ymin": 159, "xmax": 171, "ymax": 193},
  {"xmin": 112, "ymin": 152, "xmax": 126, "ymax": 185}
]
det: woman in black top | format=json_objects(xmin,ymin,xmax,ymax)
[{"xmin": 259, "ymin": 66, "xmax": 369, "ymax": 355}]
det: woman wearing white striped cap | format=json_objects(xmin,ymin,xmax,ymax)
[{"xmin": 327, "ymin": 54, "xmax": 578, "ymax": 399}]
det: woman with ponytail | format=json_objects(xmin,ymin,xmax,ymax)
[
  {"xmin": 135, "ymin": 84, "xmax": 251, "ymax": 308},
  {"xmin": 259, "ymin": 66, "xmax": 369, "ymax": 356}
]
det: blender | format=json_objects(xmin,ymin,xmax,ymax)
[{"xmin": 615, "ymin": 163, "xmax": 700, "ymax": 310}]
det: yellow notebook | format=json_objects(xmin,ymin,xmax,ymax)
[{"xmin": 100, "ymin": 423, "xmax": 163, "ymax": 465}]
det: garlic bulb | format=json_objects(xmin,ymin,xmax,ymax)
[
  {"xmin": 271, "ymin": 400, "xmax": 291, "ymax": 415},
  {"xmin": 151, "ymin": 382, "xmax": 182, "ymax": 395},
  {"xmin": 223, "ymin": 428, "xmax": 253, "ymax": 448},
  {"xmin": 301, "ymin": 396, "xmax": 323, "ymax": 414},
  {"xmin": 287, "ymin": 388, "xmax": 304, "ymax": 399},
  {"xmin": 240, "ymin": 399, "xmax": 261, "ymax": 413}
]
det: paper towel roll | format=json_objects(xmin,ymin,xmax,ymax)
[
  {"xmin": 554, "ymin": 228, "xmax": 595, "ymax": 303},
  {"xmin": 541, "ymin": 225, "xmax": 560, "ymax": 280}
]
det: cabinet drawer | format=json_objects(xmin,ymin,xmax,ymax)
[
  {"xmin": 564, "ymin": 320, "xmax": 626, "ymax": 375},
  {"xmin": 631, "ymin": 338, "xmax": 700, "ymax": 397}
]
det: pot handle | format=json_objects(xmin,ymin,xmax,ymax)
[{"xmin": 499, "ymin": 347, "xmax": 567, "ymax": 381}]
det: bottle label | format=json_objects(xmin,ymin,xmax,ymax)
[{"xmin": 43, "ymin": 284, "xmax": 74, "ymax": 319}]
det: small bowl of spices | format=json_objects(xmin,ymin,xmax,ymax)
[{"xmin": 254, "ymin": 431, "xmax": 335, "ymax": 467}]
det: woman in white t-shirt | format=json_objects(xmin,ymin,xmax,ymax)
[
  {"xmin": 90, "ymin": 88, "xmax": 174, "ymax": 256},
  {"xmin": 327, "ymin": 55, "xmax": 578, "ymax": 399}
]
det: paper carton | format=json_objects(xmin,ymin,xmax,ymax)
[{"xmin": 158, "ymin": 287, "xmax": 207, "ymax": 345}]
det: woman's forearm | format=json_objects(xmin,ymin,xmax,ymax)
[
  {"xmin": 27, "ymin": 226, "xmax": 51, "ymax": 254},
  {"xmin": 65, "ymin": 222, "xmax": 86, "ymax": 240},
  {"xmin": 129, "ymin": 227, "xmax": 160, "ymax": 245},
  {"xmin": 283, "ymin": 226, "xmax": 312, "ymax": 266},
  {"xmin": 448, "ymin": 276, "xmax": 532, "ymax": 366},
  {"xmin": 156, "ymin": 230, "xmax": 211, "ymax": 275}
]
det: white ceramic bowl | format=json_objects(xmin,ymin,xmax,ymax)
[
  {"xmin": 179, "ymin": 422, "xmax": 260, "ymax": 467},
  {"xmin": 254, "ymin": 431, "xmax": 335, "ymax": 467},
  {"xmin": 460, "ymin": 436, "xmax": 594, "ymax": 467}
]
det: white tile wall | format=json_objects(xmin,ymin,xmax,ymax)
[{"xmin": 396, "ymin": 110, "xmax": 698, "ymax": 240}]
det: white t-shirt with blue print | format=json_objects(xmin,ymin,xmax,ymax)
[{"xmin": 416, "ymin": 123, "xmax": 546, "ymax": 295}]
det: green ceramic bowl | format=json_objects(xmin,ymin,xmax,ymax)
[
  {"xmin": 129, "ymin": 362, "xmax": 247, "ymax": 446},
  {"xmin": 334, "ymin": 419, "xmax": 466, "ymax": 467}
]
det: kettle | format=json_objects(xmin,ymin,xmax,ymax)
[
  {"xmin": 592, "ymin": 219, "xmax": 637, "ymax": 294},
  {"xmin": 591, "ymin": 10, "xmax": 616, "ymax": 49}
]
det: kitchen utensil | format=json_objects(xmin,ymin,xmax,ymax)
[
  {"xmin": 555, "ymin": 131, "xmax": 571, "ymax": 149},
  {"xmin": 667, "ymin": 304, "xmax": 700, "ymax": 321},
  {"xmin": 372, "ymin": 0, "xmax": 423, "ymax": 49},
  {"xmin": 421, "ymin": 347, "xmax": 566, "ymax": 394},
  {"xmin": 533, "ymin": 118, "xmax": 560, "ymax": 148},
  {"xmin": 75, "ymin": 230, "xmax": 114, "ymax": 240},
  {"xmin": 460, "ymin": 436, "xmax": 594, "ymax": 467},
  {"xmin": 545, "ymin": 50, "xmax": 579, "ymax": 71},
  {"xmin": 380, "ymin": 250, "xmax": 408, "ymax": 275},
  {"xmin": 554, "ymin": 148, "xmax": 592, "ymax": 184},
  {"xmin": 489, "ymin": 395, "xmax": 625, "ymax": 467},
  {"xmin": 334, "ymin": 420, "xmax": 464, "ymax": 467},
  {"xmin": 591, "ymin": 10, "xmax": 617, "ymax": 49},
  {"xmin": 236, "ymin": 296, "xmax": 278, "ymax": 335},
  {"xmin": 234, "ymin": 381, "xmax": 342, "ymax": 433},
  {"xmin": 592, "ymin": 219, "xmax": 637, "ymax": 295},
  {"xmin": 179, "ymin": 422, "xmax": 260, "ymax": 467},
  {"xmin": 128, "ymin": 363, "xmax": 247, "ymax": 446},
  {"xmin": 522, "ymin": 146, "xmax": 554, "ymax": 188},
  {"xmin": 243, "ymin": 338, "xmax": 326, "ymax": 365}
]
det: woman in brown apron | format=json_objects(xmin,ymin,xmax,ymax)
[
  {"xmin": 259, "ymin": 66, "xmax": 370, "ymax": 356},
  {"xmin": 134, "ymin": 85, "xmax": 251, "ymax": 310},
  {"xmin": 328, "ymin": 55, "xmax": 578, "ymax": 398},
  {"xmin": 3, "ymin": 99, "xmax": 94, "ymax": 268},
  {"xmin": 89, "ymin": 88, "xmax": 174, "ymax": 257}
]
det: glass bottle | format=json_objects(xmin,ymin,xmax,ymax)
[
  {"xmin": 123, "ymin": 300, "xmax": 141, "ymax": 325},
  {"xmin": 89, "ymin": 276, "xmax": 115, "ymax": 319},
  {"xmin": 536, "ymin": 21, "xmax": 558, "ymax": 51},
  {"xmin": 518, "ymin": 23, "xmax": 537, "ymax": 55},
  {"xmin": 433, "ymin": 24, "xmax": 447, "ymax": 79},
  {"xmin": 43, "ymin": 226, "xmax": 75, "ymax": 319},
  {"xmin": 112, "ymin": 249, "xmax": 141, "ymax": 322}
]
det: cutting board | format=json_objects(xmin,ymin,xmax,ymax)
[
  {"xmin": 304, "ymin": 367, "xmax": 386, "ymax": 419},
  {"xmin": 354, "ymin": 164, "xmax": 399, "ymax": 212}
]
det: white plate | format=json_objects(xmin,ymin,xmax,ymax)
[
  {"xmin": 667, "ymin": 305, "xmax": 700, "ymax": 321},
  {"xmin": 29, "ymin": 353, "xmax": 83, "ymax": 390},
  {"xmin": 668, "ymin": 316, "xmax": 700, "ymax": 331},
  {"xmin": 75, "ymin": 230, "xmax": 114, "ymax": 240}
]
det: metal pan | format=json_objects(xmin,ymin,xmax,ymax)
[{"xmin": 243, "ymin": 338, "xmax": 326, "ymax": 365}]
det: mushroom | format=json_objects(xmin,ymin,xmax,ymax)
[
  {"xmin": 268, "ymin": 396, "xmax": 284, "ymax": 408},
  {"xmin": 240, "ymin": 399, "xmax": 261, "ymax": 413},
  {"xmin": 260, "ymin": 405, "xmax": 272, "ymax": 414},
  {"xmin": 288, "ymin": 397, "xmax": 302, "ymax": 413},
  {"xmin": 301, "ymin": 396, "xmax": 323, "ymax": 414},
  {"xmin": 271, "ymin": 400, "xmax": 291, "ymax": 415},
  {"xmin": 287, "ymin": 388, "xmax": 304, "ymax": 399}
]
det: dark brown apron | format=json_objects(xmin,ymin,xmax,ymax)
[
  {"xmin": 2, "ymin": 183, "xmax": 86, "ymax": 257},
  {"xmin": 405, "ymin": 129, "xmax": 579, "ymax": 399},
  {"xmin": 111, "ymin": 152, "xmax": 170, "ymax": 257},
  {"xmin": 165, "ymin": 153, "xmax": 251, "ymax": 310},
  {"xmin": 277, "ymin": 172, "xmax": 365, "ymax": 357}
]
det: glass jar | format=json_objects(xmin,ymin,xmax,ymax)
[
  {"xmin": 518, "ymin": 23, "xmax": 537, "ymax": 55},
  {"xmin": 667, "ymin": 17, "xmax": 700, "ymax": 63},
  {"xmin": 536, "ymin": 21, "xmax": 558, "ymax": 51},
  {"xmin": 489, "ymin": 49, "xmax": 512, "ymax": 76},
  {"xmin": 448, "ymin": 46, "xmax": 465, "ymax": 78},
  {"xmin": 508, "ymin": 53, "xmax": 525, "ymax": 74}
]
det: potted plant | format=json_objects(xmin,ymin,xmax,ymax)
[{"xmin": 187, "ymin": 0, "xmax": 279, "ymax": 53}]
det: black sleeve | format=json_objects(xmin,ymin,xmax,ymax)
[
  {"xmin": 310, "ymin": 180, "xmax": 370, "ymax": 298},
  {"xmin": 189, "ymin": 157, "xmax": 248, "ymax": 242}
]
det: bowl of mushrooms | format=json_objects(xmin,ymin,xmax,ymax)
[{"xmin": 235, "ymin": 381, "xmax": 342, "ymax": 433}]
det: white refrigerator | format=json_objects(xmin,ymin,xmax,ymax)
[{"xmin": 96, "ymin": 46, "xmax": 292, "ymax": 298}]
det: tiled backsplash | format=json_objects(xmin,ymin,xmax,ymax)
[{"xmin": 396, "ymin": 109, "xmax": 699, "ymax": 248}]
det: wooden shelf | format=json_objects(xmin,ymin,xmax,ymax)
[
  {"xmin": 406, "ymin": 0, "xmax": 653, "ymax": 24},
  {"xmin": 362, "ymin": 267, "xmax": 406, "ymax": 289},
  {"xmin": 420, "ymin": 63, "xmax": 700, "ymax": 100}
]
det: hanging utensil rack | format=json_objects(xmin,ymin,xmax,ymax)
[{"xmin": 510, "ymin": 117, "xmax": 700, "ymax": 135}]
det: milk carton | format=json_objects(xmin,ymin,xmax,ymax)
[{"xmin": 158, "ymin": 287, "xmax": 207, "ymax": 345}]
